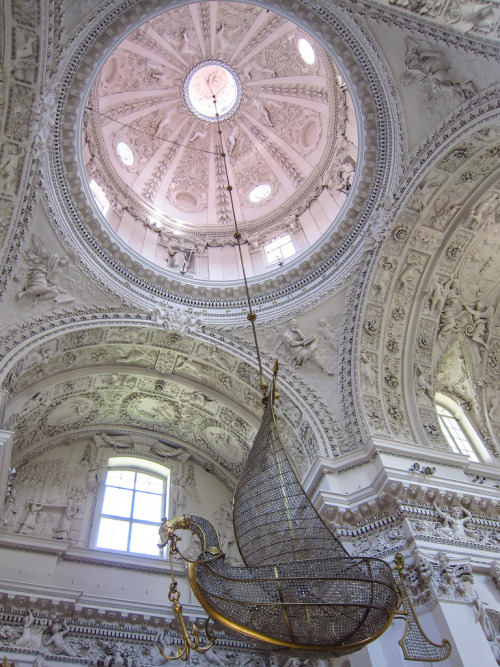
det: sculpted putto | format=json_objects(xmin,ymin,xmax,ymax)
[{"xmin": 433, "ymin": 501, "xmax": 475, "ymax": 541}]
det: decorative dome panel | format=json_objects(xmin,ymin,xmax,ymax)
[{"xmin": 82, "ymin": 1, "xmax": 358, "ymax": 281}]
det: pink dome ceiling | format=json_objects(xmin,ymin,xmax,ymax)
[{"xmin": 82, "ymin": 1, "xmax": 358, "ymax": 281}]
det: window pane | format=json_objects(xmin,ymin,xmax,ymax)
[
  {"xmin": 96, "ymin": 517, "xmax": 130, "ymax": 551},
  {"xmin": 135, "ymin": 472, "xmax": 163, "ymax": 493},
  {"xmin": 298, "ymin": 38, "xmax": 315, "ymax": 65},
  {"xmin": 442, "ymin": 415, "xmax": 479, "ymax": 462},
  {"xmin": 106, "ymin": 470, "xmax": 135, "ymax": 489},
  {"xmin": 116, "ymin": 141, "xmax": 134, "ymax": 166},
  {"xmin": 102, "ymin": 486, "xmax": 133, "ymax": 518},
  {"xmin": 89, "ymin": 178, "xmax": 110, "ymax": 216},
  {"xmin": 281, "ymin": 241, "xmax": 295, "ymax": 259},
  {"xmin": 129, "ymin": 522, "xmax": 162, "ymax": 555},
  {"xmin": 133, "ymin": 491, "xmax": 163, "ymax": 521}
]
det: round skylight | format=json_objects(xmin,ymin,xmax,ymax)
[
  {"xmin": 298, "ymin": 38, "xmax": 315, "ymax": 65},
  {"xmin": 249, "ymin": 184, "xmax": 272, "ymax": 203},
  {"xmin": 116, "ymin": 141, "xmax": 134, "ymax": 165},
  {"xmin": 184, "ymin": 60, "xmax": 241, "ymax": 121}
]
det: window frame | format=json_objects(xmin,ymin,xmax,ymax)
[
  {"xmin": 264, "ymin": 234, "xmax": 296, "ymax": 266},
  {"xmin": 94, "ymin": 456, "xmax": 170, "ymax": 558}
]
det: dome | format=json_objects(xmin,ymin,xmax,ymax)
[{"xmin": 82, "ymin": 1, "xmax": 358, "ymax": 282}]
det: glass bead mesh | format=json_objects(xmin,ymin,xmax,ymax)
[{"xmin": 233, "ymin": 394, "xmax": 348, "ymax": 566}]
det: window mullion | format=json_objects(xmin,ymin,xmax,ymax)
[{"xmin": 128, "ymin": 473, "xmax": 137, "ymax": 552}]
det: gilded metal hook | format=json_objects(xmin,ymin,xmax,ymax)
[{"xmin": 157, "ymin": 521, "xmax": 216, "ymax": 662}]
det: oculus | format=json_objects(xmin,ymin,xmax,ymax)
[{"xmin": 184, "ymin": 60, "xmax": 242, "ymax": 122}]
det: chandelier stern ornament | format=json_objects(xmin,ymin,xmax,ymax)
[{"xmin": 393, "ymin": 553, "xmax": 452, "ymax": 662}]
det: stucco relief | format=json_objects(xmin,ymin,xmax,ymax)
[
  {"xmin": 0, "ymin": 606, "xmax": 269, "ymax": 667},
  {"xmin": 341, "ymin": 523, "xmax": 408, "ymax": 558},
  {"xmin": 0, "ymin": 446, "xmax": 95, "ymax": 542},
  {"xmin": 404, "ymin": 551, "xmax": 473, "ymax": 609},
  {"xmin": 205, "ymin": 427, "xmax": 242, "ymax": 463},
  {"xmin": 406, "ymin": 500, "xmax": 500, "ymax": 550},
  {"xmin": 386, "ymin": 0, "xmax": 500, "ymax": 39},
  {"xmin": 15, "ymin": 234, "xmax": 72, "ymax": 305},
  {"xmin": 276, "ymin": 318, "xmax": 334, "ymax": 374},
  {"xmin": 359, "ymin": 128, "xmax": 500, "ymax": 448},
  {"xmin": 401, "ymin": 37, "xmax": 476, "ymax": 104},
  {"xmin": 47, "ymin": 397, "xmax": 95, "ymax": 426}
]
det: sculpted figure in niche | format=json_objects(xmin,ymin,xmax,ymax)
[
  {"xmin": 171, "ymin": 477, "xmax": 187, "ymax": 514},
  {"xmin": 365, "ymin": 195, "xmax": 393, "ymax": 249},
  {"xmin": 2, "ymin": 479, "xmax": 18, "ymax": 528},
  {"xmin": 53, "ymin": 505, "xmax": 78, "ymax": 540},
  {"xmin": 249, "ymin": 95, "xmax": 273, "ymax": 127},
  {"xmin": 227, "ymin": 123, "xmax": 241, "ymax": 156},
  {"xmin": 372, "ymin": 258, "xmax": 396, "ymax": 301},
  {"xmin": 438, "ymin": 281, "xmax": 460, "ymax": 339},
  {"xmin": 415, "ymin": 364, "xmax": 434, "ymax": 401},
  {"xmin": 167, "ymin": 241, "xmax": 191, "ymax": 274},
  {"xmin": 0, "ymin": 143, "xmax": 25, "ymax": 192},
  {"xmin": 18, "ymin": 501, "xmax": 43, "ymax": 534},
  {"xmin": 338, "ymin": 159, "xmax": 355, "ymax": 193},
  {"xmin": 42, "ymin": 621, "xmax": 79, "ymax": 657},
  {"xmin": 428, "ymin": 279, "xmax": 451, "ymax": 314},
  {"xmin": 360, "ymin": 353, "xmax": 377, "ymax": 388},
  {"xmin": 17, "ymin": 235, "xmax": 69, "ymax": 301},
  {"xmin": 433, "ymin": 500, "xmax": 475, "ymax": 541},
  {"xmin": 397, "ymin": 258, "xmax": 422, "ymax": 296}
]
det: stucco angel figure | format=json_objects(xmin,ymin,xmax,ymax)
[
  {"xmin": 14, "ymin": 609, "xmax": 41, "ymax": 648},
  {"xmin": 42, "ymin": 621, "xmax": 79, "ymax": 657},
  {"xmin": 17, "ymin": 235, "xmax": 69, "ymax": 301},
  {"xmin": 0, "ymin": 143, "xmax": 25, "ymax": 192},
  {"xmin": 433, "ymin": 501, "xmax": 475, "ymax": 541},
  {"xmin": 278, "ymin": 319, "xmax": 332, "ymax": 374}
]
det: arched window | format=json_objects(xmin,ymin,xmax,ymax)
[
  {"xmin": 435, "ymin": 394, "xmax": 490, "ymax": 463},
  {"xmin": 95, "ymin": 457, "xmax": 169, "ymax": 556}
]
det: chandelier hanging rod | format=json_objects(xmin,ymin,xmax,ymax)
[{"xmin": 213, "ymin": 94, "xmax": 268, "ymax": 398}]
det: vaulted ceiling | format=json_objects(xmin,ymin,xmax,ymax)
[{"xmin": 0, "ymin": 0, "xmax": 499, "ymax": 496}]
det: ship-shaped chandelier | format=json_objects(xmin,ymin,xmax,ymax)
[{"xmin": 156, "ymin": 92, "xmax": 452, "ymax": 663}]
